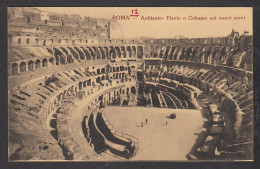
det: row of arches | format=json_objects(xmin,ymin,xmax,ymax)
[
  {"xmin": 9, "ymin": 45, "xmax": 144, "ymax": 76},
  {"xmin": 149, "ymin": 45, "xmax": 232, "ymax": 64},
  {"xmin": 11, "ymin": 57, "xmax": 55, "ymax": 75},
  {"xmin": 46, "ymin": 45, "xmax": 144, "ymax": 65}
]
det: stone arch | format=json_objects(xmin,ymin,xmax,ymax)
[
  {"xmin": 67, "ymin": 47, "xmax": 80, "ymax": 62},
  {"xmin": 115, "ymin": 46, "xmax": 121, "ymax": 58},
  {"xmin": 53, "ymin": 47, "xmax": 64, "ymax": 65},
  {"xmin": 79, "ymin": 82, "xmax": 83, "ymax": 90},
  {"xmin": 18, "ymin": 38, "xmax": 21, "ymax": 45},
  {"xmin": 49, "ymin": 57, "xmax": 55, "ymax": 66},
  {"xmin": 127, "ymin": 46, "xmax": 132, "ymax": 58},
  {"xmin": 101, "ymin": 68, "xmax": 106, "ymax": 74},
  {"xmin": 131, "ymin": 86, "xmax": 136, "ymax": 94},
  {"xmin": 137, "ymin": 46, "xmax": 143, "ymax": 59},
  {"xmin": 93, "ymin": 46, "xmax": 101, "ymax": 60},
  {"xmin": 99, "ymin": 47, "xmax": 106, "ymax": 59},
  {"xmin": 74, "ymin": 47, "xmax": 86, "ymax": 60},
  {"xmin": 42, "ymin": 58, "xmax": 48, "ymax": 67},
  {"xmin": 87, "ymin": 79, "xmax": 91, "ymax": 86},
  {"xmin": 35, "ymin": 59, "xmax": 41, "ymax": 69},
  {"xmin": 81, "ymin": 47, "xmax": 91, "ymax": 60},
  {"xmin": 86, "ymin": 47, "xmax": 96, "ymax": 60},
  {"xmin": 12, "ymin": 63, "xmax": 18, "ymax": 75},
  {"xmin": 109, "ymin": 46, "xmax": 116, "ymax": 59},
  {"xmin": 97, "ymin": 68, "xmax": 101, "ymax": 75},
  {"xmin": 96, "ymin": 77, "xmax": 101, "ymax": 83},
  {"xmin": 132, "ymin": 46, "xmax": 136, "ymax": 57},
  {"xmin": 28, "ymin": 60, "xmax": 34, "ymax": 71},
  {"xmin": 103, "ymin": 46, "xmax": 109, "ymax": 59},
  {"xmin": 120, "ymin": 66, "xmax": 124, "ymax": 71},
  {"xmin": 120, "ymin": 46, "xmax": 126, "ymax": 58},
  {"xmin": 20, "ymin": 62, "xmax": 26, "ymax": 72},
  {"xmin": 83, "ymin": 81, "xmax": 87, "ymax": 88}
]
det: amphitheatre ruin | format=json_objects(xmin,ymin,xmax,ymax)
[{"xmin": 8, "ymin": 7, "xmax": 253, "ymax": 161}]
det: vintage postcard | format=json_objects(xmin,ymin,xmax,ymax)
[{"xmin": 7, "ymin": 7, "xmax": 253, "ymax": 161}]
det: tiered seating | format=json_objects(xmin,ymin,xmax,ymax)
[
  {"xmin": 164, "ymin": 91, "xmax": 184, "ymax": 109},
  {"xmin": 95, "ymin": 112, "xmax": 135, "ymax": 159},
  {"xmin": 161, "ymin": 91, "xmax": 177, "ymax": 109}
]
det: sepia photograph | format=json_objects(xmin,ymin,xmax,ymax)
[{"xmin": 7, "ymin": 7, "xmax": 253, "ymax": 161}]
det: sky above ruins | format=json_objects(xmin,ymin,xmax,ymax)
[{"xmin": 37, "ymin": 7, "xmax": 253, "ymax": 39}]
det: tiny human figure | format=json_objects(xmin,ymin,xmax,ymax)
[
  {"xmin": 166, "ymin": 121, "xmax": 168, "ymax": 125},
  {"xmin": 145, "ymin": 118, "xmax": 148, "ymax": 124}
]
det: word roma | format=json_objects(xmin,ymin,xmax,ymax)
[
  {"xmin": 112, "ymin": 15, "xmax": 165, "ymax": 21},
  {"xmin": 112, "ymin": 15, "xmax": 208, "ymax": 21}
]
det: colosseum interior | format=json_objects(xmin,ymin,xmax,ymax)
[{"xmin": 8, "ymin": 7, "xmax": 253, "ymax": 161}]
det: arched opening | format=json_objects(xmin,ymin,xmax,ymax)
[
  {"xmin": 28, "ymin": 60, "xmax": 34, "ymax": 71},
  {"xmin": 120, "ymin": 66, "xmax": 124, "ymax": 71},
  {"xmin": 42, "ymin": 58, "xmax": 48, "ymax": 67},
  {"xmin": 131, "ymin": 86, "xmax": 136, "ymax": 94},
  {"xmin": 79, "ymin": 82, "xmax": 83, "ymax": 90},
  {"xmin": 12, "ymin": 63, "xmax": 18, "ymax": 75},
  {"xmin": 101, "ymin": 75, "xmax": 105, "ymax": 80},
  {"xmin": 93, "ymin": 47, "xmax": 101, "ymax": 60},
  {"xmin": 101, "ymin": 68, "xmax": 105, "ymax": 74},
  {"xmin": 137, "ymin": 46, "xmax": 143, "ymax": 59},
  {"xmin": 120, "ymin": 46, "xmax": 126, "ymax": 58},
  {"xmin": 96, "ymin": 77, "xmax": 101, "ymax": 83},
  {"xmin": 132, "ymin": 46, "xmax": 136, "ymax": 57},
  {"xmin": 115, "ymin": 46, "xmax": 121, "ymax": 58},
  {"xmin": 87, "ymin": 79, "xmax": 91, "ymax": 86},
  {"xmin": 81, "ymin": 47, "xmax": 91, "ymax": 60},
  {"xmin": 109, "ymin": 47, "xmax": 116, "ymax": 59},
  {"xmin": 99, "ymin": 47, "xmax": 106, "ymax": 59},
  {"xmin": 74, "ymin": 47, "xmax": 86, "ymax": 60},
  {"xmin": 127, "ymin": 46, "xmax": 132, "ymax": 58},
  {"xmin": 26, "ymin": 38, "xmax": 30, "ymax": 44},
  {"xmin": 97, "ymin": 69, "xmax": 101, "ymax": 75},
  {"xmin": 67, "ymin": 47, "xmax": 80, "ymax": 62},
  {"xmin": 83, "ymin": 81, "xmax": 87, "ymax": 88},
  {"xmin": 18, "ymin": 38, "xmax": 21, "ymax": 45},
  {"xmin": 104, "ymin": 46, "xmax": 109, "ymax": 59},
  {"xmin": 53, "ymin": 47, "xmax": 65, "ymax": 65},
  {"xmin": 49, "ymin": 58, "xmax": 55, "ymax": 66},
  {"xmin": 35, "ymin": 59, "xmax": 41, "ymax": 69},
  {"xmin": 20, "ymin": 62, "xmax": 26, "ymax": 72}
]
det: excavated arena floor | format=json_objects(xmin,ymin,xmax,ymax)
[{"xmin": 103, "ymin": 106, "xmax": 204, "ymax": 161}]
